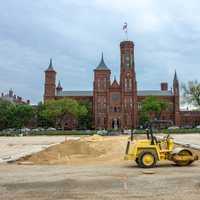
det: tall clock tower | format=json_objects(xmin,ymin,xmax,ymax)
[{"xmin": 120, "ymin": 41, "xmax": 137, "ymax": 128}]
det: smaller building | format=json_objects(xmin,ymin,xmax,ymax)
[{"xmin": 1, "ymin": 89, "xmax": 30, "ymax": 104}]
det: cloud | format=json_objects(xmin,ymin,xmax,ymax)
[{"xmin": 0, "ymin": 0, "xmax": 200, "ymax": 104}]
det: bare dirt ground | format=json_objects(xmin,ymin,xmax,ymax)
[
  {"xmin": 17, "ymin": 135, "xmax": 128, "ymax": 165},
  {"xmin": 0, "ymin": 135, "xmax": 200, "ymax": 200},
  {"xmin": 0, "ymin": 161, "xmax": 200, "ymax": 200}
]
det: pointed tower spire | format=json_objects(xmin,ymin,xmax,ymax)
[
  {"xmin": 173, "ymin": 70, "xmax": 179, "ymax": 95},
  {"xmin": 48, "ymin": 58, "xmax": 53, "ymax": 69},
  {"xmin": 173, "ymin": 70, "xmax": 180, "ymax": 126},
  {"xmin": 57, "ymin": 80, "xmax": 62, "ymax": 89},
  {"xmin": 174, "ymin": 70, "xmax": 178, "ymax": 82},
  {"xmin": 96, "ymin": 52, "xmax": 110, "ymax": 70},
  {"xmin": 56, "ymin": 80, "xmax": 63, "ymax": 96},
  {"xmin": 45, "ymin": 58, "xmax": 56, "ymax": 72},
  {"xmin": 173, "ymin": 70, "xmax": 179, "ymax": 88}
]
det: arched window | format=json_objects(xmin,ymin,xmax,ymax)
[
  {"xmin": 125, "ymin": 78, "xmax": 128, "ymax": 91},
  {"xmin": 129, "ymin": 79, "xmax": 132, "ymax": 90},
  {"xmin": 104, "ymin": 78, "xmax": 106, "ymax": 89},
  {"xmin": 97, "ymin": 79, "xmax": 100, "ymax": 89}
]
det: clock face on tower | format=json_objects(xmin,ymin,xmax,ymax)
[{"xmin": 125, "ymin": 55, "xmax": 129, "ymax": 61}]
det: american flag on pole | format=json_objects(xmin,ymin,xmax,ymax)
[{"xmin": 123, "ymin": 22, "xmax": 128, "ymax": 33}]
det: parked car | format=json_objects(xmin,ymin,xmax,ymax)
[
  {"xmin": 38, "ymin": 127, "xmax": 45, "ymax": 131},
  {"xmin": 47, "ymin": 127, "xmax": 56, "ymax": 131},
  {"xmin": 168, "ymin": 126, "xmax": 179, "ymax": 130},
  {"xmin": 97, "ymin": 129, "xmax": 108, "ymax": 136},
  {"xmin": 123, "ymin": 129, "xmax": 132, "ymax": 134},
  {"xmin": 20, "ymin": 128, "xmax": 31, "ymax": 132},
  {"xmin": 182, "ymin": 125, "xmax": 193, "ymax": 129},
  {"xmin": 196, "ymin": 125, "xmax": 200, "ymax": 129}
]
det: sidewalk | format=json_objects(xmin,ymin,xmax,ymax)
[{"xmin": 0, "ymin": 136, "xmax": 69, "ymax": 163}]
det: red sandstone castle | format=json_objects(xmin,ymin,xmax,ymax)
[{"xmin": 44, "ymin": 40, "xmax": 200, "ymax": 129}]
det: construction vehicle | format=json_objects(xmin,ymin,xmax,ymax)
[{"xmin": 124, "ymin": 120, "xmax": 198, "ymax": 168}]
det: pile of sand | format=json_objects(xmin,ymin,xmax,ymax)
[{"xmin": 17, "ymin": 135, "xmax": 128, "ymax": 165}]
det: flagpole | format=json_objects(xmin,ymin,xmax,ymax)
[
  {"xmin": 126, "ymin": 29, "xmax": 128, "ymax": 41},
  {"xmin": 123, "ymin": 22, "xmax": 128, "ymax": 41}
]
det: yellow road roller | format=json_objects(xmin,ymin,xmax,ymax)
[{"xmin": 124, "ymin": 120, "xmax": 198, "ymax": 168}]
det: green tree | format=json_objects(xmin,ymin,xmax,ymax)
[
  {"xmin": 36, "ymin": 102, "xmax": 54, "ymax": 128},
  {"xmin": 11, "ymin": 104, "xmax": 35, "ymax": 129},
  {"xmin": 78, "ymin": 100, "xmax": 92, "ymax": 129},
  {"xmin": 0, "ymin": 100, "xmax": 15, "ymax": 130},
  {"xmin": 39, "ymin": 99, "xmax": 87, "ymax": 130},
  {"xmin": 0, "ymin": 100, "xmax": 35, "ymax": 130},
  {"xmin": 140, "ymin": 96, "xmax": 168, "ymax": 122},
  {"xmin": 182, "ymin": 80, "xmax": 200, "ymax": 108},
  {"xmin": 139, "ymin": 111, "xmax": 149, "ymax": 127}
]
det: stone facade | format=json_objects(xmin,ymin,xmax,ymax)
[
  {"xmin": 44, "ymin": 40, "xmax": 200, "ymax": 129},
  {"xmin": 1, "ymin": 89, "xmax": 30, "ymax": 104}
]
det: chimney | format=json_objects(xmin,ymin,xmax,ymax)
[{"xmin": 161, "ymin": 82, "xmax": 168, "ymax": 91}]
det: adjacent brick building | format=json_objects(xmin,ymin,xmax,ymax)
[{"xmin": 44, "ymin": 40, "xmax": 200, "ymax": 129}]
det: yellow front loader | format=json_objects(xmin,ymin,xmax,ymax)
[{"xmin": 124, "ymin": 120, "xmax": 198, "ymax": 168}]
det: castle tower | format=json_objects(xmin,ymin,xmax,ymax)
[
  {"xmin": 93, "ymin": 53, "xmax": 111, "ymax": 129},
  {"xmin": 44, "ymin": 59, "xmax": 56, "ymax": 101},
  {"xmin": 56, "ymin": 80, "xmax": 63, "ymax": 96},
  {"xmin": 120, "ymin": 41, "xmax": 137, "ymax": 128},
  {"xmin": 173, "ymin": 70, "xmax": 180, "ymax": 126}
]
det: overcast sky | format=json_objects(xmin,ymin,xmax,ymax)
[{"xmin": 1, "ymin": 0, "xmax": 200, "ymax": 104}]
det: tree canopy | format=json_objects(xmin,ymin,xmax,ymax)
[
  {"xmin": 0, "ymin": 98, "xmax": 90, "ymax": 130},
  {"xmin": 39, "ymin": 98, "xmax": 88, "ymax": 130},
  {"xmin": 0, "ymin": 100, "xmax": 35, "ymax": 130},
  {"xmin": 78, "ymin": 100, "xmax": 92, "ymax": 129},
  {"xmin": 182, "ymin": 80, "xmax": 200, "ymax": 108},
  {"xmin": 139, "ymin": 96, "xmax": 169, "ymax": 125}
]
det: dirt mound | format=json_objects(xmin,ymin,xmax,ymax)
[{"xmin": 17, "ymin": 136, "xmax": 128, "ymax": 165}]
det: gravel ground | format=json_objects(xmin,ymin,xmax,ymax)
[
  {"xmin": 0, "ymin": 136, "xmax": 79, "ymax": 163},
  {"xmin": 0, "ymin": 135, "xmax": 200, "ymax": 200},
  {"xmin": 0, "ymin": 161, "xmax": 200, "ymax": 200}
]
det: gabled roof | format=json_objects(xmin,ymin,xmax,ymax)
[
  {"xmin": 95, "ymin": 53, "xmax": 110, "ymax": 70},
  {"xmin": 111, "ymin": 77, "xmax": 120, "ymax": 88}
]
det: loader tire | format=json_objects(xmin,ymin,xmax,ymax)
[{"xmin": 138, "ymin": 150, "xmax": 157, "ymax": 168}]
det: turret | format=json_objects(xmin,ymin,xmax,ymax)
[
  {"xmin": 93, "ymin": 53, "xmax": 111, "ymax": 129},
  {"xmin": 173, "ymin": 70, "xmax": 179, "ymax": 95},
  {"xmin": 44, "ymin": 58, "xmax": 56, "ymax": 101},
  {"xmin": 173, "ymin": 70, "xmax": 180, "ymax": 126},
  {"xmin": 56, "ymin": 80, "xmax": 63, "ymax": 95},
  {"xmin": 94, "ymin": 53, "xmax": 111, "ymax": 91}
]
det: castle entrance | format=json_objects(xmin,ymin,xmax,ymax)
[{"xmin": 112, "ymin": 118, "xmax": 120, "ymax": 130}]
